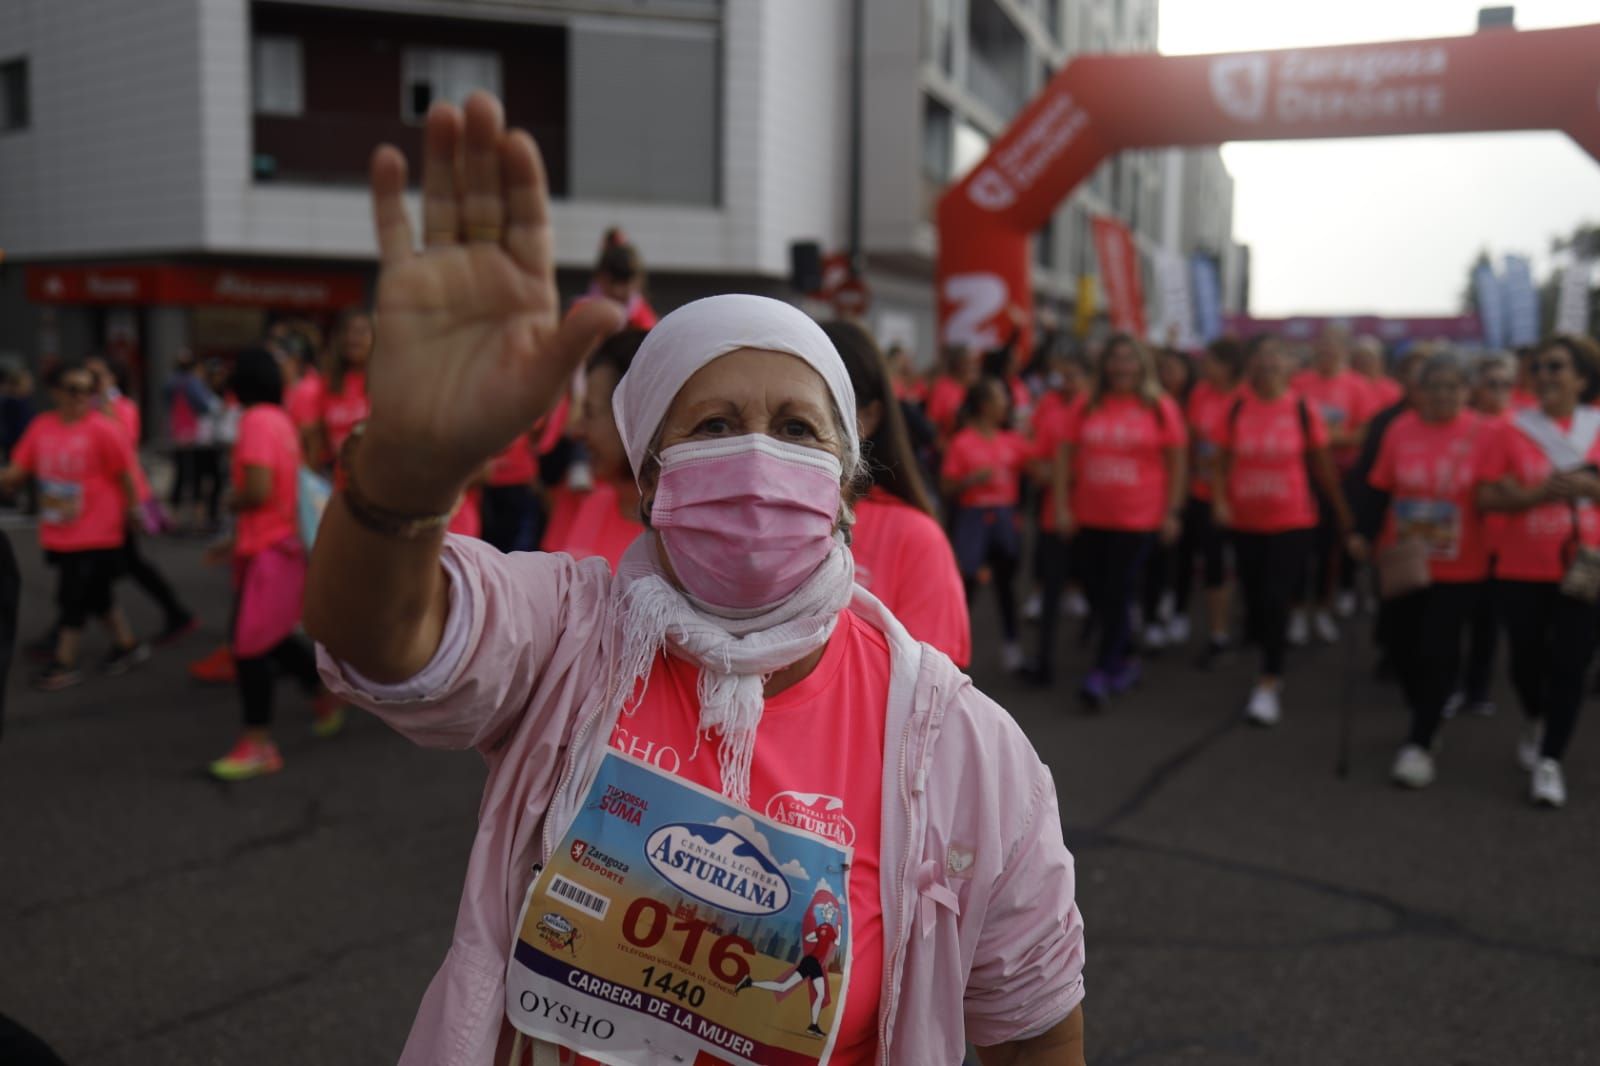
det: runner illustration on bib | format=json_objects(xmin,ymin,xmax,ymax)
[{"xmin": 507, "ymin": 751, "xmax": 853, "ymax": 1066}]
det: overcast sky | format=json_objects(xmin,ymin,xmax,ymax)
[{"xmin": 1157, "ymin": 0, "xmax": 1600, "ymax": 316}]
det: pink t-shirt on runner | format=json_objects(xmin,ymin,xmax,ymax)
[
  {"xmin": 487, "ymin": 436, "xmax": 538, "ymax": 488},
  {"xmin": 1292, "ymin": 369, "xmax": 1371, "ymax": 467},
  {"xmin": 926, "ymin": 376, "xmax": 966, "ymax": 438},
  {"xmin": 850, "ymin": 487, "xmax": 971, "ymax": 667},
  {"xmin": 319, "ymin": 369, "xmax": 370, "ymax": 457},
  {"xmin": 1475, "ymin": 414, "xmax": 1600, "ymax": 583},
  {"xmin": 540, "ymin": 482, "xmax": 644, "ymax": 571},
  {"xmin": 232, "ymin": 404, "xmax": 302, "ymax": 559},
  {"xmin": 1031, "ymin": 393, "xmax": 1084, "ymax": 533},
  {"xmin": 1368, "ymin": 410, "xmax": 1490, "ymax": 583},
  {"xmin": 99, "ymin": 406, "xmax": 153, "ymax": 505},
  {"xmin": 571, "ymin": 609, "xmax": 888, "ymax": 1066},
  {"xmin": 1063, "ymin": 394, "xmax": 1187, "ymax": 532},
  {"xmin": 447, "ymin": 486, "xmax": 483, "ymax": 539},
  {"xmin": 285, "ymin": 370, "xmax": 323, "ymax": 430},
  {"xmin": 13, "ymin": 412, "xmax": 131, "ymax": 552},
  {"xmin": 1362, "ymin": 375, "xmax": 1403, "ymax": 413},
  {"xmin": 1185, "ymin": 380, "xmax": 1234, "ymax": 502},
  {"xmin": 1214, "ymin": 390, "xmax": 1329, "ymax": 534},
  {"xmin": 941, "ymin": 428, "xmax": 1031, "ymax": 509}
]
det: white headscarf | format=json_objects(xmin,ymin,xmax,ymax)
[{"xmin": 607, "ymin": 294, "xmax": 860, "ymax": 807}]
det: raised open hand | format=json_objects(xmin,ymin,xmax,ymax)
[{"xmin": 361, "ymin": 92, "xmax": 622, "ymax": 511}]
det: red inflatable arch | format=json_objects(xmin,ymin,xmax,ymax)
[{"xmin": 936, "ymin": 22, "xmax": 1600, "ymax": 352}]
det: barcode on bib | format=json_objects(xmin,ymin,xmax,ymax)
[{"xmin": 547, "ymin": 874, "xmax": 610, "ymax": 920}]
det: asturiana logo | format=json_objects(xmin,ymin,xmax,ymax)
[{"xmin": 645, "ymin": 819, "xmax": 793, "ymax": 916}]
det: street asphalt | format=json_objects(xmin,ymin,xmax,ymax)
[{"xmin": 1, "ymin": 519, "xmax": 1596, "ymax": 1065}]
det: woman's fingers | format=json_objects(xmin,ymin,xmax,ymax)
[
  {"xmin": 460, "ymin": 92, "xmax": 506, "ymax": 244},
  {"xmin": 502, "ymin": 129, "xmax": 553, "ymax": 278},
  {"xmin": 369, "ymin": 146, "xmax": 415, "ymax": 266},
  {"xmin": 545, "ymin": 298, "xmax": 626, "ymax": 386},
  {"xmin": 422, "ymin": 103, "xmax": 464, "ymax": 246}
]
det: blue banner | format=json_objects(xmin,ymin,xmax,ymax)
[
  {"xmin": 1503, "ymin": 254, "xmax": 1540, "ymax": 347},
  {"xmin": 1190, "ymin": 254, "xmax": 1223, "ymax": 344},
  {"xmin": 1474, "ymin": 262, "xmax": 1508, "ymax": 349}
]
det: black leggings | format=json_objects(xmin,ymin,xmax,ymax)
[
  {"xmin": 122, "ymin": 528, "xmax": 189, "ymax": 626},
  {"xmin": 1233, "ymin": 529, "xmax": 1313, "ymax": 678},
  {"xmin": 1386, "ymin": 582, "xmax": 1480, "ymax": 749},
  {"xmin": 1140, "ymin": 541, "xmax": 1172, "ymax": 623},
  {"xmin": 168, "ymin": 447, "xmax": 199, "ymax": 508},
  {"xmin": 1461, "ymin": 575, "xmax": 1500, "ymax": 704},
  {"xmin": 961, "ymin": 552, "xmax": 1020, "ymax": 644},
  {"xmin": 1075, "ymin": 528, "xmax": 1154, "ymax": 673},
  {"xmin": 193, "ymin": 447, "xmax": 224, "ymax": 525},
  {"xmin": 1498, "ymin": 581, "xmax": 1597, "ymax": 762},
  {"xmin": 1174, "ymin": 496, "xmax": 1227, "ymax": 615},
  {"xmin": 237, "ymin": 635, "xmax": 320, "ymax": 728}
]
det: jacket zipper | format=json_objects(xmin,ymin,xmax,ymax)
[
  {"xmin": 877, "ymin": 677, "xmax": 937, "ymax": 1062},
  {"xmin": 541, "ymin": 669, "xmax": 622, "ymax": 864}
]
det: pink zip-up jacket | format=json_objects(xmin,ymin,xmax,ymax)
[{"xmin": 318, "ymin": 536, "xmax": 1085, "ymax": 1064}]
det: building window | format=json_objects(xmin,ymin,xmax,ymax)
[
  {"xmin": 925, "ymin": 0, "xmax": 955, "ymax": 75},
  {"xmin": 402, "ymin": 47, "xmax": 503, "ymax": 123},
  {"xmin": 0, "ymin": 57, "xmax": 29, "ymax": 132},
  {"xmin": 1044, "ymin": 0, "xmax": 1064, "ymax": 41},
  {"xmin": 966, "ymin": 0, "xmax": 1027, "ymax": 120},
  {"xmin": 252, "ymin": 36, "xmax": 303, "ymax": 116},
  {"xmin": 922, "ymin": 96, "xmax": 953, "ymax": 183}
]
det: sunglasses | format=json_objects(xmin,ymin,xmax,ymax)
[{"xmin": 1532, "ymin": 360, "xmax": 1573, "ymax": 375}]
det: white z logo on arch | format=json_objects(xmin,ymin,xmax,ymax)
[{"xmin": 943, "ymin": 273, "xmax": 1009, "ymax": 350}]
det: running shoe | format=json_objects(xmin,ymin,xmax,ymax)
[
  {"xmin": 1065, "ymin": 590, "xmax": 1090, "ymax": 618},
  {"xmin": 32, "ymin": 661, "xmax": 83, "ymax": 692},
  {"xmin": 1079, "ymin": 670, "xmax": 1110, "ymax": 710},
  {"xmin": 1287, "ymin": 610, "xmax": 1309, "ymax": 648},
  {"xmin": 1109, "ymin": 659, "xmax": 1142, "ymax": 695},
  {"xmin": 1530, "ymin": 758, "xmax": 1566, "ymax": 809},
  {"xmin": 1194, "ymin": 636, "xmax": 1231, "ymax": 671},
  {"xmin": 1441, "ymin": 691, "xmax": 1465, "ymax": 721},
  {"xmin": 102, "ymin": 642, "xmax": 151, "ymax": 676},
  {"xmin": 1390, "ymin": 745, "xmax": 1436, "ymax": 789},
  {"xmin": 1142, "ymin": 623, "xmax": 1168, "ymax": 652},
  {"xmin": 1000, "ymin": 641, "xmax": 1026, "ymax": 673},
  {"xmin": 1517, "ymin": 720, "xmax": 1544, "ymax": 772},
  {"xmin": 154, "ymin": 613, "xmax": 198, "ymax": 647},
  {"xmin": 1022, "ymin": 592, "xmax": 1043, "ymax": 622},
  {"xmin": 188, "ymin": 644, "xmax": 236, "ymax": 684},
  {"xmin": 311, "ymin": 693, "xmax": 347, "ymax": 739},
  {"xmin": 1244, "ymin": 683, "xmax": 1281, "ymax": 727},
  {"xmin": 208, "ymin": 735, "xmax": 284, "ymax": 782},
  {"xmin": 1165, "ymin": 614, "xmax": 1192, "ymax": 646},
  {"xmin": 1313, "ymin": 610, "xmax": 1340, "ymax": 645},
  {"xmin": 806, "ymin": 1025, "xmax": 825, "ymax": 1037},
  {"xmin": 1335, "ymin": 591, "xmax": 1358, "ymax": 619}
]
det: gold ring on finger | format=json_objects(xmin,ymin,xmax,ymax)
[
  {"xmin": 465, "ymin": 224, "xmax": 503, "ymax": 243},
  {"xmin": 425, "ymin": 229, "xmax": 458, "ymax": 245}
]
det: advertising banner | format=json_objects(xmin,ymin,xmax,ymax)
[{"xmin": 1091, "ymin": 216, "xmax": 1147, "ymax": 337}]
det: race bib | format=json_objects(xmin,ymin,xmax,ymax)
[
  {"xmin": 39, "ymin": 479, "xmax": 83, "ymax": 526},
  {"xmin": 1394, "ymin": 498, "xmax": 1461, "ymax": 561},
  {"xmin": 508, "ymin": 752, "xmax": 854, "ymax": 1066}
]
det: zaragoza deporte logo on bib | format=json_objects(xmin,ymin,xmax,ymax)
[{"xmin": 645, "ymin": 820, "xmax": 793, "ymax": 917}]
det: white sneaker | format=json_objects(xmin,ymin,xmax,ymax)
[
  {"xmin": 1287, "ymin": 610, "xmax": 1309, "ymax": 648},
  {"xmin": 1335, "ymin": 591, "xmax": 1358, "ymax": 619},
  {"xmin": 1530, "ymin": 758, "xmax": 1567, "ymax": 808},
  {"xmin": 1245, "ymin": 683, "xmax": 1281, "ymax": 727},
  {"xmin": 1390, "ymin": 744, "xmax": 1436, "ymax": 789},
  {"xmin": 1142, "ymin": 623, "xmax": 1168, "ymax": 651},
  {"xmin": 1314, "ymin": 610, "xmax": 1341, "ymax": 645},
  {"xmin": 1517, "ymin": 720, "xmax": 1544, "ymax": 772},
  {"xmin": 1441, "ymin": 691, "xmax": 1465, "ymax": 721},
  {"xmin": 1023, "ymin": 592, "xmax": 1043, "ymax": 622},
  {"xmin": 1001, "ymin": 641, "xmax": 1025, "ymax": 673},
  {"xmin": 1065, "ymin": 590, "xmax": 1089, "ymax": 618},
  {"xmin": 1166, "ymin": 614, "xmax": 1192, "ymax": 645}
]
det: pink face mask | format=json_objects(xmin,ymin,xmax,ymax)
[{"xmin": 650, "ymin": 434, "xmax": 843, "ymax": 611}]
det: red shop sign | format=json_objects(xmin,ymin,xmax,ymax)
[{"xmin": 26, "ymin": 265, "xmax": 366, "ymax": 310}]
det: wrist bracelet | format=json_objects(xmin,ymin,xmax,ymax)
[{"xmin": 339, "ymin": 426, "xmax": 457, "ymax": 541}]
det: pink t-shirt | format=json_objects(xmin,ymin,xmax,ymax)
[
  {"xmin": 1214, "ymin": 390, "xmax": 1329, "ymax": 534},
  {"xmin": 13, "ymin": 412, "xmax": 131, "ymax": 552},
  {"xmin": 850, "ymin": 487, "xmax": 970, "ymax": 667},
  {"xmin": 487, "ymin": 435, "xmax": 538, "ymax": 488},
  {"xmin": 586, "ymin": 609, "xmax": 888, "ymax": 1066},
  {"xmin": 1362, "ymin": 375, "xmax": 1403, "ymax": 413},
  {"xmin": 99, "ymin": 406, "xmax": 153, "ymax": 505},
  {"xmin": 232, "ymin": 404, "xmax": 302, "ymax": 559},
  {"xmin": 1031, "ymin": 393, "xmax": 1084, "ymax": 533},
  {"xmin": 319, "ymin": 370, "xmax": 370, "ymax": 457},
  {"xmin": 1368, "ymin": 411, "xmax": 1490, "ymax": 583},
  {"xmin": 285, "ymin": 370, "xmax": 323, "ymax": 430},
  {"xmin": 1476, "ymin": 415, "xmax": 1600, "ymax": 583},
  {"xmin": 1064, "ymin": 394, "xmax": 1187, "ymax": 532},
  {"xmin": 941, "ymin": 428, "xmax": 1031, "ymax": 509},
  {"xmin": 540, "ymin": 482, "xmax": 644, "ymax": 570},
  {"xmin": 1185, "ymin": 380, "xmax": 1235, "ymax": 502},
  {"xmin": 1292, "ymin": 369, "xmax": 1371, "ymax": 467},
  {"xmin": 926, "ymin": 376, "xmax": 966, "ymax": 438},
  {"xmin": 447, "ymin": 486, "xmax": 483, "ymax": 539}
]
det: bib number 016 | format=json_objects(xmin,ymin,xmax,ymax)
[{"xmin": 621, "ymin": 897, "xmax": 755, "ymax": 984}]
